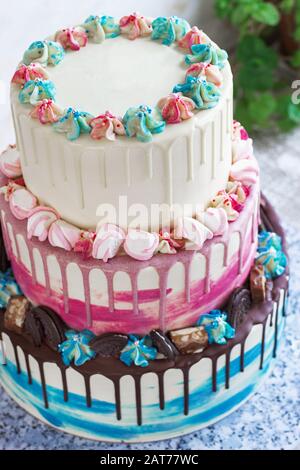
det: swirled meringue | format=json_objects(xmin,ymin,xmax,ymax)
[
  {"xmin": 90, "ymin": 112, "xmax": 125, "ymax": 141},
  {"xmin": 198, "ymin": 208, "xmax": 228, "ymax": 237},
  {"xmin": 92, "ymin": 224, "xmax": 126, "ymax": 262},
  {"xmin": 30, "ymin": 99, "xmax": 63, "ymax": 124},
  {"xmin": 152, "ymin": 16, "xmax": 190, "ymax": 46},
  {"xmin": 156, "ymin": 230, "xmax": 185, "ymax": 255},
  {"xmin": 178, "ymin": 26, "xmax": 210, "ymax": 50},
  {"xmin": 232, "ymin": 121, "xmax": 254, "ymax": 162},
  {"xmin": 173, "ymin": 76, "xmax": 220, "ymax": 110},
  {"xmin": 27, "ymin": 207, "xmax": 59, "ymax": 242},
  {"xmin": 9, "ymin": 187, "xmax": 37, "ymax": 220},
  {"xmin": 124, "ymin": 230, "xmax": 159, "ymax": 261},
  {"xmin": 19, "ymin": 79, "xmax": 56, "ymax": 106},
  {"xmin": 123, "ymin": 105, "xmax": 165, "ymax": 142},
  {"xmin": 186, "ymin": 63, "xmax": 223, "ymax": 87},
  {"xmin": 120, "ymin": 13, "xmax": 152, "ymax": 40},
  {"xmin": 48, "ymin": 220, "xmax": 81, "ymax": 251},
  {"xmin": 11, "ymin": 63, "xmax": 49, "ymax": 86},
  {"xmin": 226, "ymin": 181, "xmax": 249, "ymax": 204},
  {"xmin": 83, "ymin": 15, "xmax": 120, "ymax": 41},
  {"xmin": 0, "ymin": 145, "xmax": 22, "ymax": 179},
  {"xmin": 53, "ymin": 108, "xmax": 93, "ymax": 141},
  {"xmin": 230, "ymin": 159, "xmax": 259, "ymax": 186},
  {"xmin": 209, "ymin": 193, "xmax": 239, "ymax": 222},
  {"xmin": 55, "ymin": 27, "xmax": 88, "ymax": 51},
  {"xmin": 23, "ymin": 40, "xmax": 64, "ymax": 66},
  {"xmin": 185, "ymin": 43, "xmax": 228, "ymax": 68},
  {"xmin": 157, "ymin": 93, "xmax": 195, "ymax": 124},
  {"xmin": 174, "ymin": 217, "xmax": 213, "ymax": 250}
]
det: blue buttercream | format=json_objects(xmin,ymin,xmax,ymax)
[
  {"xmin": 173, "ymin": 75, "xmax": 221, "ymax": 109},
  {"xmin": 197, "ymin": 310, "xmax": 235, "ymax": 345},
  {"xmin": 256, "ymin": 231, "xmax": 287, "ymax": 279},
  {"xmin": 53, "ymin": 107, "xmax": 93, "ymax": 141},
  {"xmin": 185, "ymin": 43, "xmax": 228, "ymax": 68},
  {"xmin": 23, "ymin": 40, "xmax": 64, "ymax": 66},
  {"xmin": 19, "ymin": 79, "xmax": 56, "ymax": 105},
  {"xmin": 100, "ymin": 15, "xmax": 121, "ymax": 38},
  {"xmin": 152, "ymin": 16, "xmax": 190, "ymax": 46},
  {"xmin": 120, "ymin": 335, "xmax": 157, "ymax": 367},
  {"xmin": 58, "ymin": 330, "xmax": 96, "ymax": 367},
  {"xmin": 123, "ymin": 105, "xmax": 165, "ymax": 142},
  {"xmin": 0, "ymin": 269, "xmax": 22, "ymax": 308}
]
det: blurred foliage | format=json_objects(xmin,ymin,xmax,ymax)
[{"xmin": 215, "ymin": 0, "xmax": 300, "ymax": 132}]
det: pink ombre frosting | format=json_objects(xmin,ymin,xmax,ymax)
[
  {"xmin": 124, "ymin": 230, "xmax": 159, "ymax": 261},
  {"xmin": 174, "ymin": 217, "xmax": 213, "ymax": 250},
  {"xmin": 55, "ymin": 27, "xmax": 88, "ymax": 51},
  {"xmin": 92, "ymin": 224, "xmax": 126, "ymax": 262},
  {"xmin": 198, "ymin": 208, "xmax": 228, "ymax": 237},
  {"xmin": 48, "ymin": 220, "xmax": 81, "ymax": 251},
  {"xmin": 30, "ymin": 99, "xmax": 63, "ymax": 124},
  {"xmin": 11, "ymin": 63, "xmax": 49, "ymax": 86},
  {"xmin": 9, "ymin": 187, "xmax": 37, "ymax": 220},
  {"xmin": 230, "ymin": 159, "xmax": 259, "ymax": 186},
  {"xmin": 27, "ymin": 207, "xmax": 59, "ymax": 242},
  {"xmin": 158, "ymin": 93, "xmax": 195, "ymax": 124},
  {"xmin": 0, "ymin": 146, "xmax": 22, "ymax": 179},
  {"xmin": 120, "ymin": 13, "xmax": 152, "ymax": 40},
  {"xmin": 186, "ymin": 63, "xmax": 223, "ymax": 87},
  {"xmin": 90, "ymin": 112, "xmax": 125, "ymax": 141},
  {"xmin": 178, "ymin": 26, "xmax": 209, "ymax": 50}
]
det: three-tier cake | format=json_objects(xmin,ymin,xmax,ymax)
[{"xmin": 0, "ymin": 13, "xmax": 289, "ymax": 442}]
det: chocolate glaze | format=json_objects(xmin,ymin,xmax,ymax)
[{"xmin": 0, "ymin": 194, "xmax": 289, "ymax": 425}]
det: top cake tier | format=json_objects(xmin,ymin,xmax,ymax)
[{"xmin": 10, "ymin": 14, "xmax": 233, "ymax": 231}]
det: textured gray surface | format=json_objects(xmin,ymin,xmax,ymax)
[{"xmin": 0, "ymin": 129, "xmax": 300, "ymax": 450}]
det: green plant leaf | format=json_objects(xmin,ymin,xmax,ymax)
[
  {"xmin": 237, "ymin": 35, "xmax": 278, "ymax": 69},
  {"xmin": 248, "ymin": 93, "xmax": 277, "ymax": 126},
  {"xmin": 288, "ymin": 102, "xmax": 300, "ymax": 122},
  {"xmin": 280, "ymin": 0, "xmax": 295, "ymax": 13},
  {"xmin": 291, "ymin": 50, "xmax": 300, "ymax": 67},
  {"xmin": 251, "ymin": 3, "xmax": 280, "ymax": 26}
]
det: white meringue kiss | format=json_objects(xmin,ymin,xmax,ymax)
[
  {"xmin": 232, "ymin": 138, "xmax": 254, "ymax": 163},
  {"xmin": 0, "ymin": 145, "xmax": 22, "ymax": 178},
  {"xmin": 9, "ymin": 187, "xmax": 37, "ymax": 220},
  {"xmin": 48, "ymin": 220, "xmax": 81, "ymax": 251},
  {"xmin": 92, "ymin": 224, "xmax": 126, "ymax": 262},
  {"xmin": 230, "ymin": 159, "xmax": 259, "ymax": 186},
  {"xmin": 124, "ymin": 230, "xmax": 159, "ymax": 261},
  {"xmin": 198, "ymin": 208, "xmax": 228, "ymax": 237},
  {"xmin": 156, "ymin": 239, "xmax": 177, "ymax": 255},
  {"xmin": 27, "ymin": 207, "xmax": 59, "ymax": 242},
  {"xmin": 174, "ymin": 217, "xmax": 213, "ymax": 250}
]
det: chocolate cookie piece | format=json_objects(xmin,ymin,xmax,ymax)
[
  {"xmin": 4, "ymin": 296, "xmax": 30, "ymax": 334},
  {"xmin": 150, "ymin": 329, "xmax": 179, "ymax": 360},
  {"xmin": 31, "ymin": 306, "xmax": 67, "ymax": 351},
  {"xmin": 227, "ymin": 288, "xmax": 252, "ymax": 329},
  {"xmin": 24, "ymin": 310, "xmax": 44, "ymax": 347},
  {"xmin": 169, "ymin": 326, "xmax": 208, "ymax": 355},
  {"xmin": 250, "ymin": 264, "xmax": 266, "ymax": 303},
  {"xmin": 90, "ymin": 334, "xmax": 128, "ymax": 358}
]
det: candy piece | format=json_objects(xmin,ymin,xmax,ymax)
[
  {"xmin": 150, "ymin": 329, "xmax": 179, "ymax": 360},
  {"xmin": 230, "ymin": 158, "xmax": 259, "ymax": 186},
  {"xmin": 226, "ymin": 288, "xmax": 252, "ymax": 329},
  {"xmin": 58, "ymin": 330, "xmax": 96, "ymax": 367},
  {"xmin": 74, "ymin": 231, "xmax": 96, "ymax": 259},
  {"xmin": 156, "ymin": 230, "xmax": 185, "ymax": 255},
  {"xmin": 90, "ymin": 112, "xmax": 125, "ymax": 141},
  {"xmin": 92, "ymin": 224, "xmax": 125, "ymax": 262},
  {"xmin": 197, "ymin": 310, "xmax": 235, "ymax": 345},
  {"xmin": 31, "ymin": 306, "xmax": 67, "ymax": 351},
  {"xmin": 185, "ymin": 43, "xmax": 228, "ymax": 68},
  {"xmin": 174, "ymin": 217, "xmax": 213, "ymax": 250},
  {"xmin": 90, "ymin": 333, "xmax": 128, "ymax": 358},
  {"xmin": 120, "ymin": 13, "xmax": 152, "ymax": 40},
  {"xmin": 173, "ymin": 76, "xmax": 221, "ymax": 110},
  {"xmin": 24, "ymin": 309, "xmax": 44, "ymax": 347},
  {"xmin": 169, "ymin": 326, "xmax": 208, "ymax": 354},
  {"xmin": 11, "ymin": 63, "xmax": 49, "ymax": 86},
  {"xmin": 124, "ymin": 230, "xmax": 159, "ymax": 261},
  {"xmin": 55, "ymin": 27, "xmax": 88, "ymax": 51},
  {"xmin": 250, "ymin": 264, "xmax": 266, "ymax": 303},
  {"xmin": 9, "ymin": 187, "xmax": 37, "ymax": 220},
  {"xmin": 23, "ymin": 40, "xmax": 64, "ymax": 66},
  {"xmin": 53, "ymin": 107, "xmax": 93, "ymax": 141},
  {"xmin": 186, "ymin": 62, "xmax": 223, "ymax": 87},
  {"xmin": 123, "ymin": 105, "xmax": 165, "ymax": 143},
  {"xmin": 198, "ymin": 207, "xmax": 228, "ymax": 237},
  {"xmin": 30, "ymin": 99, "xmax": 63, "ymax": 124},
  {"xmin": 48, "ymin": 220, "xmax": 81, "ymax": 251},
  {"xmin": 209, "ymin": 192, "xmax": 239, "ymax": 222},
  {"xmin": 4, "ymin": 296, "xmax": 31, "ymax": 334},
  {"xmin": 0, "ymin": 145, "xmax": 22, "ymax": 179},
  {"xmin": 120, "ymin": 335, "xmax": 157, "ymax": 367},
  {"xmin": 27, "ymin": 207, "xmax": 59, "ymax": 242},
  {"xmin": 178, "ymin": 26, "xmax": 209, "ymax": 50},
  {"xmin": 157, "ymin": 93, "xmax": 195, "ymax": 124},
  {"xmin": 19, "ymin": 79, "xmax": 56, "ymax": 106},
  {"xmin": 152, "ymin": 16, "xmax": 190, "ymax": 46}
]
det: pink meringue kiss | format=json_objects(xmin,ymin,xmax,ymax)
[
  {"xmin": 11, "ymin": 63, "xmax": 49, "ymax": 86},
  {"xmin": 174, "ymin": 217, "xmax": 213, "ymax": 250},
  {"xmin": 90, "ymin": 112, "xmax": 125, "ymax": 141},
  {"xmin": 230, "ymin": 159, "xmax": 259, "ymax": 186},
  {"xmin": 186, "ymin": 63, "xmax": 223, "ymax": 87},
  {"xmin": 30, "ymin": 99, "xmax": 63, "ymax": 124},
  {"xmin": 124, "ymin": 230, "xmax": 159, "ymax": 261},
  {"xmin": 55, "ymin": 27, "xmax": 88, "ymax": 51},
  {"xmin": 178, "ymin": 26, "xmax": 209, "ymax": 51},
  {"xmin": 198, "ymin": 208, "xmax": 228, "ymax": 237},
  {"xmin": 120, "ymin": 13, "xmax": 152, "ymax": 40},
  {"xmin": 232, "ymin": 121, "xmax": 254, "ymax": 162},
  {"xmin": 48, "ymin": 220, "xmax": 81, "ymax": 251},
  {"xmin": 0, "ymin": 145, "xmax": 22, "ymax": 179},
  {"xmin": 9, "ymin": 187, "xmax": 37, "ymax": 220},
  {"xmin": 158, "ymin": 93, "xmax": 195, "ymax": 124},
  {"xmin": 92, "ymin": 224, "xmax": 126, "ymax": 262},
  {"xmin": 27, "ymin": 207, "xmax": 60, "ymax": 242}
]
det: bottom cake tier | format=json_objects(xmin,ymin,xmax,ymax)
[{"xmin": 0, "ymin": 195, "xmax": 289, "ymax": 443}]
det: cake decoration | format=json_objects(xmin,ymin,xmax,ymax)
[
  {"xmin": 173, "ymin": 76, "xmax": 221, "ymax": 110},
  {"xmin": 226, "ymin": 181, "xmax": 249, "ymax": 205},
  {"xmin": 11, "ymin": 63, "xmax": 49, "ymax": 86},
  {"xmin": 151, "ymin": 16, "xmax": 190, "ymax": 46},
  {"xmin": 157, "ymin": 93, "xmax": 195, "ymax": 124},
  {"xmin": 90, "ymin": 333, "xmax": 128, "ymax": 358},
  {"xmin": 198, "ymin": 207, "xmax": 228, "ymax": 237},
  {"xmin": 209, "ymin": 192, "xmax": 239, "ymax": 221},
  {"xmin": 178, "ymin": 26, "xmax": 209, "ymax": 50},
  {"xmin": 90, "ymin": 112, "xmax": 125, "ymax": 141},
  {"xmin": 0, "ymin": 225, "xmax": 10, "ymax": 273},
  {"xmin": 124, "ymin": 230, "xmax": 159, "ymax": 261},
  {"xmin": 149, "ymin": 330, "xmax": 179, "ymax": 360},
  {"xmin": 53, "ymin": 108, "xmax": 93, "ymax": 141},
  {"xmin": 55, "ymin": 27, "xmax": 88, "ymax": 51},
  {"xmin": 169, "ymin": 326, "xmax": 208, "ymax": 354},
  {"xmin": 256, "ymin": 231, "xmax": 287, "ymax": 280},
  {"xmin": 48, "ymin": 220, "xmax": 81, "ymax": 251},
  {"xmin": 74, "ymin": 231, "xmax": 96, "ymax": 259},
  {"xmin": 58, "ymin": 329, "xmax": 96, "ymax": 366},
  {"xmin": 157, "ymin": 230, "xmax": 184, "ymax": 255},
  {"xmin": 226, "ymin": 288, "xmax": 252, "ymax": 329},
  {"xmin": 174, "ymin": 217, "xmax": 213, "ymax": 250},
  {"xmin": 4, "ymin": 296, "xmax": 30, "ymax": 334},
  {"xmin": 123, "ymin": 105, "xmax": 166, "ymax": 142},
  {"xmin": 186, "ymin": 63, "xmax": 223, "ymax": 87},
  {"xmin": 230, "ymin": 158, "xmax": 260, "ymax": 186},
  {"xmin": 9, "ymin": 187, "xmax": 38, "ymax": 220},
  {"xmin": 0, "ymin": 145, "xmax": 22, "ymax": 179},
  {"xmin": 19, "ymin": 79, "xmax": 56, "ymax": 106},
  {"xmin": 30, "ymin": 306, "xmax": 67, "ymax": 351},
  {"xmin": 30, "ymin": 99, "xmax": 63, "ymax": 124},
  {"xmin": 185, "ymin": 43, "xmax": 228, "ymax": 68},
  {"xmin": 23, "ymin": 40, "xmax": 65, "ymax": 66},
  {"xmin": 0, "ymin": 269, "xmax": 22, "ymax": 308},
  {"xmin": 27, "ymin": 207, "xmax": 60, "ymax": 242},
  {"xmin": 120, "ymin": 335, "xmax": 157, "ymax": 367},
  {"xmin": 197, "ymin": 310, "xmax": 235, "ymax": 345},
  {"xmin": 250, "ymin": 264, "xmax": 267, "ymax": 303},
  {"xmin": 120, "ymin": 13, "xmax": 152, "ymax": 40},
  {"xmin": 92, "ymin": 224, "xmax": 126, "ymax": 262}
]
